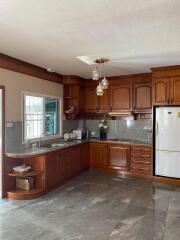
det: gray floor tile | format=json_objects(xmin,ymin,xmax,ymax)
[{"xmin": 0, "ymin": 170, "xmax": 180, "ymax": 240}]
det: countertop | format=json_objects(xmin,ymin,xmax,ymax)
[{"xmin": 5, "ymin": 138, "xmax": 152, "ymax": 158}]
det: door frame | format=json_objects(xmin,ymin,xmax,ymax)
[{"xmin": 0, "ymin": 86, "xmax": 5, "ymax": 197}]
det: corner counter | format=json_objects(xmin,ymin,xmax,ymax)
[{"xmin": 4, "ymin": 141, "xmax": 89, "ymax": 200}]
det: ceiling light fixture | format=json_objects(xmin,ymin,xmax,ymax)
[
  {"xmin": 47, "ymin": 68, "xmax": 55, "ymax": 73},
  {"xmin": 92, "ymin": 58, "xmax": 109, "ymax": 96},
  {"xmin": 96, "ymin": 83, "xmax": 104, "ymax": 96},
  {"xmin": 92, "ymin": 67, "xmax": 99, "ymax": 80}
]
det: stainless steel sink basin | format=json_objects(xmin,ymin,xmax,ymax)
[{"xmin": 51, "ymin": 143, "xmax": 66, "ymax": 148}]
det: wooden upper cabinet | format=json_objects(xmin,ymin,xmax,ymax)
[
  {"xmin": 90, "ymin": 143, "xmax": 107, "ymax": 168},
  {"xmin": 64, "ymin": 85, "xmax": 80, "ymax": 119},
  {"xmin": 153, "ymin": 77, "xmax": 180, "ymax": 105},
  {"xmin": 98, "ymin": 89, "xmax": 109, "ymax": 112},
  {"xmin": 110, "ymin": 84, "xmax": 132, "ymax": 112},
  {"xmin": 108, "ymin": 144, "xmax": 130, "ymax": 171},
  {"xmin": 170, "ymin": 77, "xmax": 180, "ymax": 104},
  {"xmin": 153, "ymin": 78, "xmax": 169, "ymax": 105},
  {"xmin": 134, "ymin": 83, "xmax": 152, "ymax": 113},
  {"xmin": 84, "ymin": 87, "xmax": 97, "ymax": 112}
]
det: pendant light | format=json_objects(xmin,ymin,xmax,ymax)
[
  {"xmin": 96, "ymin": 83, "xmax": 104, "ymax": 96},
  {"xmin": 92, "ymin": 67, "xmax": 99, "ymax": 81},
  {"xmin": 101, "ymin": 62, "xmax": 109, "ymax": 89},
  {"xmin": 92, "ymin": 57, "xmax": 109, "ymax": 96}
]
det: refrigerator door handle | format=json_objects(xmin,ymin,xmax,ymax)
[{"xmin": 156, "ymin": 122, "xmax": 158, "ymax": 136}]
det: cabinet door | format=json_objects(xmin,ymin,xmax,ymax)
[
  {"xmin": 64, "ymin": 85, "xmax": 80, "ymax": 117},
  {"xmin": 90, "ymin": 143, "xmax": 107, "ymax": 168},
  {"xmin": 110, "ymin": 85, "xmax": 132, "ymax": 112},
  {"xmin": 69, "ymin": 85, "xmax": 80, "ymax": 113},
  {"xmin": 134, "ymin": 84, "xmax": 152, "ymax": 113},
  {"xmin": 170, "ymin": 77, "xmax": 180, "ymax": 104},
  {"xmin": 98, "ymin": 89, "xmax": 109, "ymax": 112},
  {"xmin": 60, "ymin": 148, "xmax": 73, "ymax": 181},
  {"xmin": 72, "ymin": 146, "xmax": 81, "ymax": 175},
  {"xmin": 153, "ymin": 78, "xmax": 169, "ymax": 105},
  {"xmin": 80, "ymin": 142, "xmax": 89, "ymax": 171},
  {"xmin": 46, "ymin": 152, "xmax": 59, "ymax": 190},
  {"xmin": 108, "ymin": 144, "xmax": 130, "ymax": 171},
  {"xmin": 84, "ymin": 87, "xmax": 97, "ymax": 112}
]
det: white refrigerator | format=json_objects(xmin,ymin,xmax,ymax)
[{"xmin": 155, "ymin": 107, "xmax": 180, "ymax": 178}]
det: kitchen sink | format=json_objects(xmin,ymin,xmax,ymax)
[{"xmin": 51, "ymin": 143, "xmax": 66, "ymax": 148}]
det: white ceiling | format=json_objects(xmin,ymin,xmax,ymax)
[{"xmin": 0, "ymin": 0, "xmax": 180, "ymax": 78}]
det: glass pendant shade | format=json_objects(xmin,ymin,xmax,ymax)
[
  {"xmin": 96, "ymin": 83, "xmax": 104, "ymax": 96},
  {"xmin": 101, "ymin": 77, "xmax": 109, "ymax": 89},
  {"xmin": 92, "ymin": 67, "xmax": 99, "ymax": 81}
]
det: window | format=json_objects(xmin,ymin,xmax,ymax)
[{"xmin": 23, "ymin": 93, "xmax": 60, "ymax": 141}]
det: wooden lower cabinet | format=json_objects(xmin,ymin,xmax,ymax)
[
  {"xmin": 45, "ymin": 151, "xmax": 59, "ymax": 191},
  {"xmin": 107, "ymin": 144, "xmax": 130, "ymax": 171},
  {"xmin": 72, "ymin": 146, "xmax": 81, "ymax": 175},
  {"xmin": 80, "ymin": 142, "xmax": 89, "ymax": 171},
  {"xmin": 90, "ymin": 142, "xmax": 108, "ymax": 168},
  {"xmin": 90, "ymin": 142, "xmax": 152, "ymax": 176},
  {"xmin": 45, "ymin": 143, "xmax": 89, "ymax": 192},
  {"xmin": 131, "ymin": 145, "xmax": 152, "ymax": 176},
  {"xmin": 60, "ymin": 147, "xmax": 73, "ymax": 182}
]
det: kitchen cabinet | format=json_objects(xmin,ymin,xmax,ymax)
[
  {"xmin": 64, "ymin": 85, "xmax": 80, "ymax": 119},
  {"xmin": 84, "ymin": 87, "xmax": 109, "ymax": 113},
  {"xmin": 90, "ymin": 142, "xmax": 108, "ymax": 168},
  {"xmin": 107, "ymin": 144, "xmax": 130, "ymax": 171},
  {"xmin": 153, "ymin": 77, "xmax": 180, "ymax": 105},
  {"xmin": 153, "ymin": 78, "xmax": 169, "ymax": 105},
  {"xmin": 134, "ymin": 83, "xmax": 152, "ymax": 113},
  {"xmin": 170, "ymin": 77, "xmax": 180, "ymax": 104},
  {"xmin": 45, "ymin": 152, "xmax": 59, "ymax": 191},
  {"xmin": 72, "ymin": 146, "xmax": 81, "ymax": 175},
  {"xmin": 110, "ymin": 84, "xmax": 132, "ymax": 112},
  {"xmin": 131, "ymin": 145, "xmax": 152, "ymax": 176},
  {"xmin": 60, "ymin": 147, "xmax": 73, "ymax": 181},
  {"xmin": 80, "ymin": 142, "xmax": 89, "ymax": 171},
  {"xmin": 84, "ymin": 87, "xmax": 97, "ymax": 112},
  {"xmin": 98, "ymin": 89, "xmax": 109, "ymax": 112}
]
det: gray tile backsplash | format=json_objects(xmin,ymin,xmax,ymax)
[
  {"xmin": 5, "ymin": 119, "xmax": 152, "ymax": 151},
  {"xmin": 5, "ymin": 120, "xmax": 85, "ymax": 151},
  {"xmin": 63, "ymin": 120, "xmax": 84, "ymax": 134},
  {"xmin": 6, "ymin": 121, "xmax": 23, "ymax": 151},
  {"xmin": 85, "ymin": 119, "xmax": 152, "ymax": 142}
]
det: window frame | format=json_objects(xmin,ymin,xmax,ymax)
[{"xmin": 22, "ymin": 91, "xmax": 62, "ymax": 143}]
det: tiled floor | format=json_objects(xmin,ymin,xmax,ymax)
[{"xmin": 1, "ymin": 170, "xmax": 180, "ymax": 240}]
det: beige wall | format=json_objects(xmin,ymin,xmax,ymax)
[{"xmin": 0, "ymin": 68, "xmax": 63, "ymax": 121}]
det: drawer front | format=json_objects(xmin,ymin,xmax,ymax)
[
  {"xmin": 131, "ymin": 163, "xmax": 152, "ymax": 173},
  {"xmin": 131, "ymin": 152, "xmax": 151, "ymax": 159},
  {"xmin": 131, "ymin": 156, "xmax": 151, "ymax": 165},
  {"xmin": 131, "ymin": 146, "xmax": 152, "ymax": 175},
  {"xmin": 131, "ymin": 146, "xmax": 152, "ymax": 152}
]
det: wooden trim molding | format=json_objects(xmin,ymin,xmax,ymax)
[
  {"xmin": 151, "ymin": 65, "xmax": 180, "ymax": 79},
  {"xmin": 0, "ymin": 53, "xmax": 63, "ymax": 84}
]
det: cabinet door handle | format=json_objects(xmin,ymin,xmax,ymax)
[
  {"xmin": 168, "ymin": 98, "xmax": 170, "ymax": 104},
  {"xmin": 156, "ymin": 122, "xmax": 159, "ymax": 136}
]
